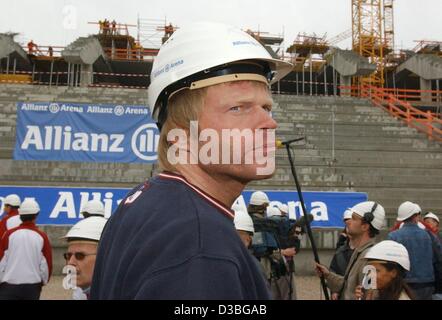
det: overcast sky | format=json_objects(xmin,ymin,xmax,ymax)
[{"xmin": 2, "ymin": 0, "xmax": 441, "ymax": 51}]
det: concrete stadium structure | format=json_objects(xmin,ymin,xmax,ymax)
[{"xmin": 0, "ymin": 83, "xmax": 441, "ymax": 275}]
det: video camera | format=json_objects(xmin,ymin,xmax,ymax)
[{"xmin": 251, "ymin": 213, "xmax": 314, "ymax": 253}]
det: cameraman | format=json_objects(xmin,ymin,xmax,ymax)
[
  {"xmin": 248, "ymin": 191, "xmax": 299, "ymax": 300},
  {"xmin": 267, "ymin": 205, "xmax": 301, "ymax": 300}
]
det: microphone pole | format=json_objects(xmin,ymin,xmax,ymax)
[{"xmin": 281, "ymin": 139, "xmax": 330, "ymax": 300}]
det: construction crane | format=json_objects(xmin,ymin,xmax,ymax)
[{"xmin": 351, "ymin": 0, "xmax": 395, "ymax": 87}]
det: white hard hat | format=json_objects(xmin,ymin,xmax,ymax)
[
  {"xmin": 350, "ymin": 201, "xmax": 385, "ymax": 230},
  {"xmin": 147, "ymin": 21, "xmax": 293, "ymax": 127},
  {"xmin": 4, "ymin": 194, "xmax": 21, "ymax": 207},
  {"xmin": 266, "ymin": 206, "xmax": 281, "ymax": 218},
  {"xmin": 343, "ymin": 208, "xmax": 352, "ymax": 221},
  {"xmin": 234, "ymin": 209, "xmax": 254, "ymax": 234},
  {"xmin": 397, "ymin": 201, "xmax": 421, "ymax": 222},
  {"xmin": 365, "ymin": 240, "xmax": 410, "ymax": 271},
  {"xmin": 249, "ymin": 191, "xmax": 269, "ymax": 206},
  {"xmin": 18, "ymin": 198, "xmax": 40, "ymax": 215},
  {"xmin": 424, "ymin": 212, "xmax": 439, "ymax": 224},
  {"xmin": 280, "ymin": 204, "xmax": 289, "ymax": 215},
  {"xmin": 64, "ymin": 216, "xmax": 107, "ymax": 242},
  {"xmin": 81, "ymin": 200, "xmax": 105, "ymax": 217}
]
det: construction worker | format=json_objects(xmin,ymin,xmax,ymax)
[
  {"xmin": 424, "ymin": 212, "xmax": 440, "ymax": 235},
  {"xmin": 80, "ymin": 200, "xmax": 105, "ymax": 218},
  {"xmin": 0, "ymin": 199, "xmax": 52, "ymax": 300},
  {"xmin": 63, "ymin": 216, "xmax": 107, "ymax": 300},
  {"xmin": 0, "ymin": 194, "xmax": 22, "ymax": 239},
  {"xmin": 355, "ymin": 240, "xmax": 414, "ymax": 300},
  {"xmin": 315, "ymin": 201, "xmax": 385, "ymax": 300},
  {"xmin": 103, "ymin": 19, "xmax": 110, "ymax": 36},
  {"xmin": 27, "ymin": 40, "xmax": 38, "ymax": 55},
  {"xmin": 90, "ymin": 21, "xmax": 292, "ymax": 299},
  {"xmin": 164, "ymin": 23, "xmax": 174, "ymax": 37},
  {"xmin": 47, "ymin": 46, "xmax": 53, "ymax": 57},
  {"xmin": 111, "ymin": 20, "xmax": 117, "ymax": 35},
  {"xmin": 98, "ymin": 20, "xmax": 103, "ymax": 34},
  {"xmin": 388, "ymin": 201, "xmax": 441, "ymax": 299},
  {"xmin": 233, "ymin": 206, "xmax": 255, "ymax": 249}
]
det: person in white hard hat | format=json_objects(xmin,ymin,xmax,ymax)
[
  {"xmin": 390, "ymin": 208, "xmax": 439, "ymax": 237},
  {"xmin": 424, "ymin": 212, "xmax": 440, "ymax": 235},
  {"xmin": 329, "ymin": 208, "xmax": 357, "ymax": 299},
  {"xmin": 63, "ymin": 216, "xmax": 107, "ymax": 300},
  {"xmin": 388, "ymin": 201, "xmax": 439, "ymax": 300},
  {"xmin": 0, "ymin": 194, "xmax": 22, "ymax": 239},
  {"xmin": 80, "ymin": 200, "xmax": 105, "ymax": 218},
  {"xmin": 91, "ymin": 21, "xmax": 292, "ymax": 300},
  {"xmin": 335, "ymin": 208, "xmax": 353, "ymax": 250},
  {"xmin": 0, "ymin": 199, "xmax": 52, "ymax": 300},
  {"xmin": 267, "ymin": 205, "xmax": 299, "ymax": 300},
  {"xmin": 233, "ymin": 208, "xmax": 254, "ymax": 249},
  {"xmin": 354, "ymin": 240, "xmax": 415, "ymax": 300},
  {"xmin": 247, "ymin": 193, "xmax": 280, "ymax": 296},
  {"xmin": 315, "ymin": 201, "xmax": 386, "ymax": 300}
]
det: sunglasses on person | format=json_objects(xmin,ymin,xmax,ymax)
[{"xmin": 63, "ymin": 252, "xmax": 97, "ymax": 261}]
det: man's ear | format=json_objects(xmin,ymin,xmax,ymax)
[{"xmin": 361, "ymin": 221, "xmax": 370, "ymax": 233}]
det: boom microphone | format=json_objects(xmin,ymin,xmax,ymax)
[{"xmin": 276, "ymin": 137, "xmax": 305, "ymax": 149}]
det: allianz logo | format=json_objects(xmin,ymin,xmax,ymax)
[{"xmin": 20, "ymin": 124, "xmax": 160, "ymax": 161}]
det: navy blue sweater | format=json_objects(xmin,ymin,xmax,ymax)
[{"xmin": 90, "ymin": 172, "xmax": 271, "ymax": 300}]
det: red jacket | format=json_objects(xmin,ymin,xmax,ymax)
[
  {"xmin": 0, "ymin": 221, "xmax": 52, "ymax": 284},
  {"xmin": 0, "ymin": 209, "xmax": 19, "ymax": 239},
  {"xmin": 391, "ymin": 220, "xmax": 438, "ymax": 235}
]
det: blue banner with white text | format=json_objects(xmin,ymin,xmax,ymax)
[
  {"xmin": 13, "ymin": 102, "xmax": 159, "ymax": 163},
  {"xmin": 0, "ymin": 186, "xmax": 367, "ymax": 227}
]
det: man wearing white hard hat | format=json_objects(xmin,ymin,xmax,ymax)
[
  {"xmin": 80, "ymin": 200, "xmax": 105, "ymax": 218},
  {"xmin": 0, "ymin": 199, "xmax": 52, "ymax": 300},
  {"xmin": 63, "ymin": 216, "xmax": 107, "ymax": 300},
  {"xmin": 355, "ymin": 240, "xmax": 414, "ymax": 300},
  {"xmin": 315, "ymin": 201, "xmax": 385, "ymax": 300},
  {"xmin": 247, "ymin": 193, "xmax": 282, "ymax": 297},
  {"xmin": 424, "ymin": 212, "xmax": 440, "ymax": 235},
  {"xmin": 91, "ymin": 21, "xmax": 292, "ymax": 299},
  {"xmin": 0, "ymin": 194, "xmax": 22, "ymax": 239},
  {"xmin": 388, "ymin": 201, "xmax": 439, "ymax": 300},
  {"xmin": 267, "ymin": 205, "xmax": 299, "ymax": 300}
]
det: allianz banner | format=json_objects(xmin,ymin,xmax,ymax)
[
  {"xmin": 13, "ymin": 102, "xmax": 160, "ymax": 163},
  {"xmin": 0, "ymin": 186, "xmax": 367, "ymax": 227}
]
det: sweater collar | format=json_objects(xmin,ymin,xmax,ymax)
[{"xmin": 158, "ymin": 172, "xmax": 235, "ymax": 220}]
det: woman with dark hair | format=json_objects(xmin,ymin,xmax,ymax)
[{"xmin": 355, "ymin": 240, "xmax": 415, "ymax": 300}]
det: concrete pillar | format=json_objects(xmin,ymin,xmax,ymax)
[
  {"xmin": 340, "ymin": 75, "xmax": 352, "ymax": 97},
  {"xmin": 80, "ymin": 64, "xmax": 93, "ymax": 87},
  {"xmin": 420, "ymin": 77, "xmax": 432, "ymax": 102}
]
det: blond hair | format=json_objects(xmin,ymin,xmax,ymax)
[{"xmin": 157, "ymin": 88, "xmax": 207, "ymax": 171}]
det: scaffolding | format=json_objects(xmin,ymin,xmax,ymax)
[
  {"xmin": 287, "ymin": 33, "xmax": 329, "ymax": 71},
  {"xmin": 351, "ymin": 0, "xmax": 394, "ymax": 87},
  {"xmin": 413, "ymin": 40, "xmax": 442, "ymax": 56},
  {"xmin": 383, "ymin": 0, "xmax": 395, "ymax": 51},
  {"xmin": 137, "ymin": 17, "xmax": 166, "ymax": 49}
]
